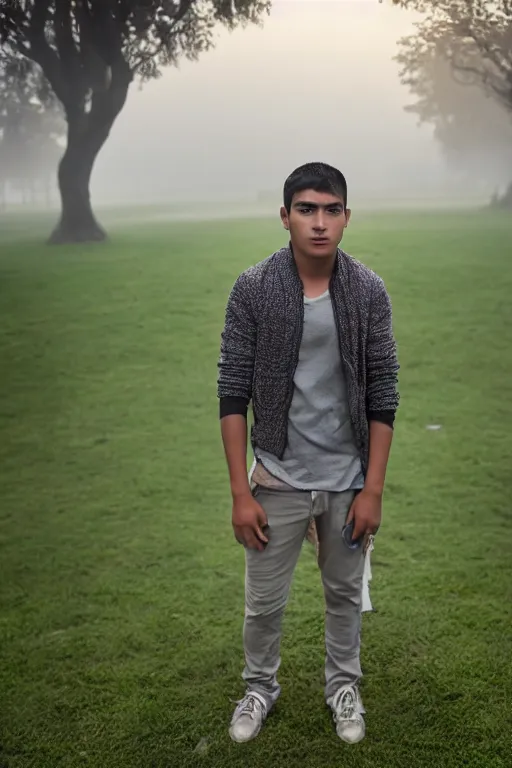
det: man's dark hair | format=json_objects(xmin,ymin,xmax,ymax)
[{"xmin": 283, "ymin": 162, "xmax": 348, "ymax": 213}]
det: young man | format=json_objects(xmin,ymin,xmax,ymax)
[{"xmin": 217, "ymin": 162, "xmax": 399, "ymax": 745}]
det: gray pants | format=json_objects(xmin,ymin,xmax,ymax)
[{"xmin": 242, "ymin": 486, "xmax": 364, "ymax": 711}]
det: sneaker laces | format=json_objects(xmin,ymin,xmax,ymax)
[
  {"xmin": 233, "ymin": 693, "xmax": 266, "ymax": 721},
  {"xmin": 332, "ymin": 686, "xmax": 361, "ymax": 723}
]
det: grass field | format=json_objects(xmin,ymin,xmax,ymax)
[{"xmin": 1, "ymin": 209, "xmax": 511, "ymax": 768}]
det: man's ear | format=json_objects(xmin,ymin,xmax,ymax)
[
  {"xmin": 280, "ymin": 205, "xmax": 290, "ymax": 230},
  {"xmin": 345, "ymin": 208, "xmax": 352, "ymax": 226}
]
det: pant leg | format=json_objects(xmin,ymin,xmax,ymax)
[
  {"xmin": 314, "ymin": 490, "xmax": 365, "ymax": 702},
  {"xmin": 242, "ymin": 486, "xmax": 311, "ymax": 711}
]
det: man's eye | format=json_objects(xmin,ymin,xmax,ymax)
[
  {"xmin": 298, "ymin": 207, "xmax": 313, "ymax": 214},
  {"xmin": 328, "ymin": 207, "xmax": 343, "ymax": 215}
]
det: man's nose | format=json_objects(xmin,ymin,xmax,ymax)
[{"xmin": 313, "ymin": 212, "xmax": 327, "ymax": 231}]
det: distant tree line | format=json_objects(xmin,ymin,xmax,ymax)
[{"xmin": 0, "ymin": 52, "xmax": 64, "ymax": 211}]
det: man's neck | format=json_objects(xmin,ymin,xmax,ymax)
[{"xmin": 291, "ymin": 244, "xmax": 337, "ymax": 282}]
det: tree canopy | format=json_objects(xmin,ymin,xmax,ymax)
[
  {"xmin": 0, "ymin": 1, "xmax": 271, "ymax": 114},
  {"xmin": 392, "ymin": 1, "xmax": 512, "ymax": 113}
]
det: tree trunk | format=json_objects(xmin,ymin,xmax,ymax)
[
  {"xmin": 46, "ymin": 61, "xmax": 131, "ymax": 245},
  {"xmin": 49, "ymin": 119, "xmax": 109, "ymax": 244}
]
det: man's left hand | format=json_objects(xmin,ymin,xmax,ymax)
[{"xmin": 346, "ymin": 489, "xmax": 382, "ymax": 550}]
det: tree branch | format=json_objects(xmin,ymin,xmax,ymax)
[
  {"xmin": 450, "ymin": 57, "xmax": 510, "ymax": 108},
  {"xmin": 463, "ymin": 21, "xmax": 512, "ymax": 77},
  {"xmin": 55, "ymin": 0, "xmax": 80, "ymax": 75},
  {"xmin": 24, "ymin": 2, "xmax": 69, "ymax": 107},
  {"xmin": 80, "ymin": 2, "xmax": 133, "ymax": 126},
  {"xmin": 130, "ymin": 0, "xmax": 195, "ymax": 74}
]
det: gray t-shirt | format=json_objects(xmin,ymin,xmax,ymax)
[{"xmin": 256, "ymin": 290, "xmax": 364, "ymax": 492}]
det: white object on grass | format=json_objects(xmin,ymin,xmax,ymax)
[{"xmin": 361, "ymin": 536, "xmax": 375, "ymax": 613}]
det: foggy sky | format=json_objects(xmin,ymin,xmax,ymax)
[{"xmin": 90, "ymin": 0, "xmax": 506, "ymax": 207}]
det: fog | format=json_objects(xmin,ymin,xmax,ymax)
[
  {"xmin": 7, "ymin": 0, "xmax": 512, "ymax": 210},
  {"xmin": 97, "ymin": 0, "xmax": 443, "ymax": 208}
]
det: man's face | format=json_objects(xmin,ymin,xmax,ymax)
[{"xmin": 280, "ymin": 189, "xmax": 351, "ymax": 258}]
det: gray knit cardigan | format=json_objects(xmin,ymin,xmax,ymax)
[{"xmin": 217, "ymin": 245, "xmax": 400, "ymax": 475}]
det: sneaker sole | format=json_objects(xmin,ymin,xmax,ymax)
[
  {"xmin": 337, "ymin": 729, "xmax": 365, "ymax": 744},
  {"xmin": 228, "ymin": 725, "xmax": 262, "ymax": 743}
]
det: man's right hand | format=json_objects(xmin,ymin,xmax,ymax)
[{"xmin": 232, "ymin": 492, "xmax": 269, "ymax": 551}]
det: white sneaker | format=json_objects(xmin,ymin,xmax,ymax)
[
  {"xmin": 229, "ymin": 691, "xmax": 268, "ymax": 743},
  {"xmin": 328, "ymin": 685, "xmax": 366, "ymax": 744}
]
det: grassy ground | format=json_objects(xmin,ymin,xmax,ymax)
[{"xmin": 1, "ymin": 210, "xmax": 511, "ymax": 768}]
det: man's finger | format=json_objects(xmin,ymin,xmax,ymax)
[
  {"xmin": 234, "ymin": 525, "xmax": 250, "ymax": 547},
  {"xmin": 244, "ymin": 529, "xmax": 264, "ymax": 551},
  {"xmin": 352, "ymin": 517, "xmax": 366, "ymax": 542},
  {"xmin": 256, "ymin": 507, "xmax": 268, "ymax": 528},
  {"xmin": 346, "ymin": 502, "xmax": 356, "ymax": 525},
  {"xmin": 255, "ymin": 524, "xmax": 269, "ymax": 543}
]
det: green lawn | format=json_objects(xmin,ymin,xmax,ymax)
[{"xmin": 1, "ymin": 210, "xmax": 511, "ymax": 768}]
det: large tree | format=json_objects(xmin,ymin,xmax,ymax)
[
  {"xmin": 392, "ymin": 0, "xmax": 512, "ymax": 205},
  {"xmin": 0, "ymin": 1, "xmax": 270, "ymax": 244},
  {"xmin": 393, "ymin": 24, "xmax": 512, "ymax": 202}
]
